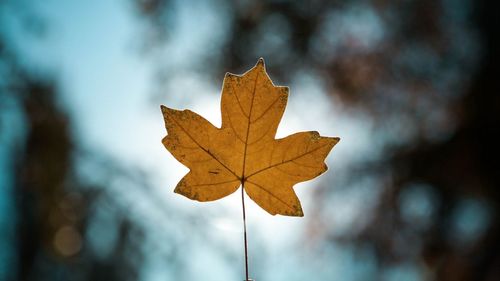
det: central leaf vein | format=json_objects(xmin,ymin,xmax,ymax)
[{"xmin": 241, "ymin": 70, "xmax": 259, "ymax": 181}]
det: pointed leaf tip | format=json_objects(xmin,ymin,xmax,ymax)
[{"xmin": 160, "ymin": 105, "xmax": 169, "ymax": 112}]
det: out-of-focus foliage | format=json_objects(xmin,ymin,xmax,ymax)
[
  {"xmin": 0, "ymin": 2, "xmax": 226, "ymax": 281},
  {"xmin": 0, "ymin": 53, "xmax": 166, "ymax": 280},
  {"xmin": 161, "ymin": 59, "xmax": 339, "ymax": 216}
]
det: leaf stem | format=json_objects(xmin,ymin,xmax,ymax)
[{"xmin": 241, "ymin": 183, "xmax": 249, "ymax": 281}]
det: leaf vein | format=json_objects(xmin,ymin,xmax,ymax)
[
  {"xmin": 246, "ymin": 142, "xmax": 331, "ymax": 179},
  {"xmin": 223, "ymin": 104, "xmax": 247, "ymax": 144},
  {"xmin": 250, "ymin": 94, "xmax": 281, "ymax": 124},
  {"xmin": 230, "ymin": 79, "xmax": 249, "ymax": 118},
  {"xmin": 247, "ymin": 123, "xmax": 274, "ymax": 145},
  {"xmin": 169, "ymin": 115, "xmax": 240, "ymax": 180},
  {"xmin": 191, "ymin": 179, "xmax": 240, "ymax": 187},
  {"xmin": 246, "ymin": 180, "xmax": 295, "ymax": 210},
  {"xmin": 241, "ymin": 70, "xmax": 259, "ymax": 179}
]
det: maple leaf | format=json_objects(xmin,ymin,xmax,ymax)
[{"xmin": 161, "ymin": 59, "xmax": 339, "ymax": 216}]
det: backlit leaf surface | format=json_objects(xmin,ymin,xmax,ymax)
[{"xmin": 161, "ymin": 59, "xmax": 339, "ymax": 216}]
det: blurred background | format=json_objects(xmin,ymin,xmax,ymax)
[{"xmin": 0, "ymin": 0, "xmax": 498, "ymax": 280}]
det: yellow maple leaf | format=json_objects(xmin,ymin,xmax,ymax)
[{"xmin": 161, "ymin": 58, "xmax": 339, "ymax": 216}]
